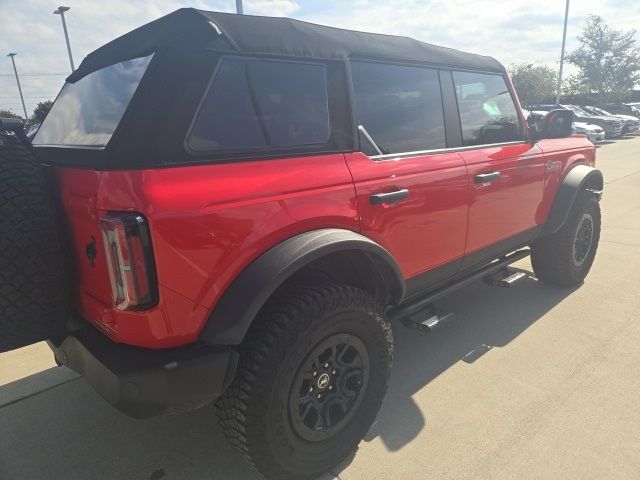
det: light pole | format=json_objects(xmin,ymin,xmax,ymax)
[
  {"xmin": 236, "ymin": 0, "xmax": 243, "ymax": 14},
  {"xmin": 7, "ymin": 53, "xmax": 29, "ymax": 121},
  {"xmin": 53, "ymin": 6, "xmax": 75, "ymax": 72},
  {"xmin": 555, "ymin": 0, "xmax": 570, "ymax": 105}
]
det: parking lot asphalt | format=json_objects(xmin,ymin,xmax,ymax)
[{"xmin": 1, "ymin": 135, "xmax": 639, "ymax": 480}]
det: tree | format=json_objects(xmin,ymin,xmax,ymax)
[
  {"xmin": 567, "ymin": 15, "xmax": 640, "ymax": 105},
  {"xmin": 509, "ymin": 63, "xmax": 558, "ymax": 106},
  {"xmin": 30, "ymin": 101, "xmax": 53, "ymax": 124},
  {"xmin": 560, "ymin": 74, "xmax": 591, "ymax": 104}
]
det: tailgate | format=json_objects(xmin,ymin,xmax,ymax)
[{"xmin": 55, "ymin": 168, "xmax": 113, "ymax": 316}]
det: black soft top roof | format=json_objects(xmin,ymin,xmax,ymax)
[{"xmin": 68, "ymin": 8, "xmax": 504, "ymax": 82}]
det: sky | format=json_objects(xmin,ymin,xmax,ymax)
[{"xmin": 1, "ymin": 0, "xmax": 639, "ymax": 117}]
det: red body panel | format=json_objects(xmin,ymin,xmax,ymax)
[
  {"xmin": 56, "ymin": 169, "xmax": 114, "ymax": 337},
  {"xmin": 344, "ymin": 151, "xmax": 468, "ymax": 278},
  {"xmin": 57, "ymin": 155, "xmax": 358, "ymax": 348},
  {"xmin": 56, "ymin": 132, "xmax": 594, "ymax": 349},
  {"xmin": 461, "ymin": 142, "xmax": 545, "ymax": 254},
  {"xmin": 536, "ymin": 136, "xmax": 597, "ymax": 222}
]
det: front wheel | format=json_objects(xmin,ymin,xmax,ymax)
[
  {"xmin": 531, "ymin": 190, "xmax": 601, "ymax": 287},
  {"xmin": 216, "ymin": 283, "xmax": 393, "ymax": 480}
]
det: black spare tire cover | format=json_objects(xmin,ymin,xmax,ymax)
[{"xmin": 0, "ymin": 131, "xmax": 70, "ymax": 352}]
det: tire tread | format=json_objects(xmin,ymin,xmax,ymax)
[
  {"xmin": 532, "ymin": 190, "xmax": 601, "ymax": 287},
  {"xmin": 216, "ymin": 282, "xmax": 392, "ymax": 480},
  {"xmin": 0, "ymin": 133, "xmax": 70, "ymax": 352}
]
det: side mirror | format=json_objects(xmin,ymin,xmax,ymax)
[{"xmin": 539, "ymin": 109, "xmax": 575, "ymax": 140}]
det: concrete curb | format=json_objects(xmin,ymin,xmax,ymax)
[{"xmin": 0, "ymin": 366, "xmax": 79, "ymax": 408}]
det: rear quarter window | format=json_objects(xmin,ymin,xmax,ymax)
[
  {"xmin": 33, "ymin": 54, "xmax": 153, "ymax": 147},
  {"xmin": 187, "ymin": 58, "xmax": 330, "ymax": 153}
]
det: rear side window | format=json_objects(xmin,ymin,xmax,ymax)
[
  {"xmin": 350, "ymin": 62, "xmax": 446, "ymax": 155},
  {"xmin": 187, "ymin": 58, "xmax": 330, "ymax": 152},
  {"xmin": 33, "ymin": 55, "xmax": 153, "ymax": 147},
  {"xmin": 452, "ymin": 72, "xmax": 523, "ymax": 146}
]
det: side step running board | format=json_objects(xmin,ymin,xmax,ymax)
[
  {"xmin": 390, "ymin": 249, "xmax": 530, "ymax": 323},
  {"xmin": 484, "ymin": 268, "xmax": 528, "ymax": 287},
  {"xmin": 402, "ymin": 306, "xmax": 455, "ymax": 332}
]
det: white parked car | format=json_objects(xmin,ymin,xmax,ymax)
[
  {"xmin": 523, "ymin": 109, "xmax": 605, "ymax": 144},
  {"xmin": 572, "ymin": 121, "xmax": 606, "ymax": 144}
]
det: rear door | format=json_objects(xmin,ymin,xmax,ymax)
[
  {"xmin": 344, "ymin": 61, "xmax": 469, "ymax": 290},
  {"xmin": 450, "ymin": 71, "xmax": 546, "ymax": 266}
]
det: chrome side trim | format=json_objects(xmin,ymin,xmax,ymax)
[{"xmin": 369, "ymin": 141, "xmax": 526, "ymax": 161}]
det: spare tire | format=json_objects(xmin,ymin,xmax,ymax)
[{"xmin": 0, "ymin": 131, "xmax": 70, "ymax": 352}]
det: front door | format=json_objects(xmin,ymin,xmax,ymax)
[
  {"xmin": 345, "ymin": 61, "xmax": 469, "ymax": 290},
  {"xmin": 450, "ymin": 70, "xmax": 546, "ymax": 266}
]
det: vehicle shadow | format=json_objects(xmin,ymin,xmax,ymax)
[
  {"xmin": 0, "ymin": 266, "xmax": 575, "ymax": 480},
  {"xmin": 0, "ymin": 368, "xmax": 264, "ymax": 480},
  {"xmin": 356, "ymin": 268, "xmax": 576, "ymax": 453}
]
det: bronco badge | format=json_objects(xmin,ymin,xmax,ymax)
[{"xmin": 85, "ymin": 236, "xmax": 97, "ymax": 266}]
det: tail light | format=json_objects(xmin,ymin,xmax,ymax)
[{"xmin": 100, "ymin": 213, "xmax": 158, "ymax": 311}]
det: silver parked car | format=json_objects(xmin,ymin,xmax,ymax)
[{"xmin": 581, "ymin": 106, "xmax": 639, "ymax": 135}]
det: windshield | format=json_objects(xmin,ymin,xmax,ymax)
[
  {"xmin": 567, "ymin": 106, "xmax": 591, "ymax": 116},
  {"xmin": 593, "ymin": 107, "xmax": 614, "ymax": 116},
  {"xmin": 33, "ymin": 54, "xmax": 153, "ymax": 147}
]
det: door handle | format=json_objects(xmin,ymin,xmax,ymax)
[
  {"xmin": 475, "ymin": 172, "xmax": 501, "ymax": 184},
  {"xmin": 370, "ymin": 189, "xmax": 410, "ymax": 205}
]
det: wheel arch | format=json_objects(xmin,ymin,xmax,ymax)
[
  {"xmin": 198, "ymin": 228, "xmax": 405, "ymax": 345},
  {"xmin": 541, "ymin": 164, "xmax": 603, "ymax": 236}
]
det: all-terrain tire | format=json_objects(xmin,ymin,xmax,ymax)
[
  {"xmin": 531, "ymin": 190, "xmax": 601, "ymax": 287},
  {"xmin": 216, "ymin": 283, "xmax": 393, "ymax": 480},
  {"xmin": 0, "ymin": 132, "xmax": 70, "ymax": 352}
]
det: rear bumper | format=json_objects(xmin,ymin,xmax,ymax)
[{"xmin": 48, "ymin": 325, "xmax": 238, "ymax": 418}]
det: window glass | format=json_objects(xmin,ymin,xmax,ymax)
[
  {"xmin": 452, "ymin": 72, "xmax": 522, "ymax": 146},
  {"xmin": 189, "ymin": 58, "xmax": 267, "ymax": 151},
  {"xmin": 350, "ymin": 62, "xmax": 446, "ymax": 155},
  {"xmin": 565, "ymin": 105, "xmax": 591, "ymax": 116},
  {"xmin": 188, "ymin": 58, "xmax": 330, "ymax": 152},
  {"xmin": 33, "ymin": 54, "xmax": 153, "ymax": 147}
]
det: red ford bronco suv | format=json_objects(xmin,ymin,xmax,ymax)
[{"xmin": 0, "ymin": 9, "xmax": 602, "ymax": 480}]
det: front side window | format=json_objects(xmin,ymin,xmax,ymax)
[
  {"xmin": 187, "ymin": 58, "xmax": 330, "ymax": 152},
  {"xmin": 452, "ymin": 71, "xmax": 523, "ymax": 146},
  {"xmin": 33, "ymin": 55, "xmax": 153, "ymax": 147},
  {"xmin": 350, "ymin": 62, "xmax": 446, "ymax": 155}
]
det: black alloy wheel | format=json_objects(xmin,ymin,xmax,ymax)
[
  {"xmin": 572, "ymin": 213, "xmax": 594, "ymax": 267},
  {"xmin": 289, "ymin": 333, "xmax": 370, "ymax": 442}
]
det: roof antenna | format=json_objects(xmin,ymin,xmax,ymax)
[
  {"xmin": 208, "ymin": 20, "xmax": 222, "ymax": 35},
  {"xmin": 236, "ymin": 0, "xmax": 243, "ymax": 14}
]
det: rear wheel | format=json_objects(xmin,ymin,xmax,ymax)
[
  {"xmin": 216, "ymin": 283, "xmax": 393, "ymax": 480},
  {"xmin": 0, "ymin": 132, "xmax": 70, "ymax": 352},
  {"xmin": 531, "ymin": 190, "xmax": 601, "ymax": 287}
]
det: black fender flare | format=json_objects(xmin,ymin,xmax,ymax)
[
  {"xmin": 541, "ymin": 164, "xmax": 603, "ymax": 236},
  {"xmin": 198, "ymin": 228, "xmax": 405, "ymax": 345}
]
